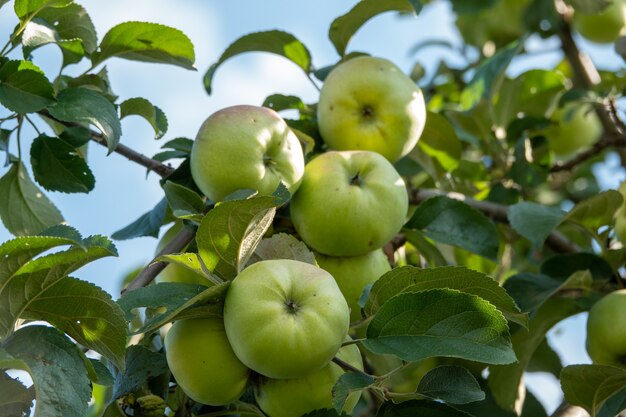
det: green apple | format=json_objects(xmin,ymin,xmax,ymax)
[
  {"xmin": 315, "ymin": 249, "xmax": 391, "ymax": 323},
  {"xmin": 254, "ymin": 341, "xmax": 363, "ymax": 417},
  {"xmin": 544, "ymin": 102, "xmax": 602, "ymax": 158},
  {"xmin": 164, "ymin": 316, "xmax": 249, "ymax": 405},
  {"xmin": 155, "ymin": 222, "xmax": 207, "ymax": 285},
  {"xmin": 586, "ymin": 289, "xmax": 626, "ymax": 368},
  {"xmin": 290, "ymin": 150, "xmax": 409, "ymax": 257},
  {"xmin": 317, "ymin": 56, "xmax": 426, "ymax": 162},
  {"xmin": 190, "ymin": 105, "xmax": 305, "ymax": 202},
  {"xmin": 573, "ymin": 0, "xmax": 626, "ymax": 44},
  {"xmin": 223, "ymin": 259, "xmax": 350, "ymax": 379}
]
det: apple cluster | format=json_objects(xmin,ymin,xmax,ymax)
[{"xmin": 164, "ymin": 55, "xmax": 427, "ymax": 415}]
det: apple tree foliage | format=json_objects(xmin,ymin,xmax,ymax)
[{"xmin": 1, "ymin": 0, "xmax": 626, "ymax": 416}]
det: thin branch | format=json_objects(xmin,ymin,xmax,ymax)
[
  {"xmin": 550, "ymin": 132, "xmax": 626, "ymax": 172},
  {"xmin": 550, "ymin": 402, "xmax": 589, "ymax": 417},
  {"xmin": 37, "ymin": 109, "xmax": 175, "ymax": 178},
  {"xmin": 409, "ymin": 188, "xmax": 580, "ymax": 254},
  {"xmin": 332, "ymin": 356, "xmax": 368, "ymax": 375},
  {"xmin": 122, "ymin": 225, "xmax": 196, "ymax": 294}
]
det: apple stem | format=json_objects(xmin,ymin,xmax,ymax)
[
  {"xmin": 350, "ymin": 173, "xmax": 362, "ymax": 186},
  {"xmin": 361, "ymin": 105, "xmax": 374, "ymax": 120},
  {"xmin": 284, "ymin": 299, "xmax": 300, "ymax": 314},
  {"xmin": 332, "ymin": 356, "xmax": 370, "ymax": 376}
]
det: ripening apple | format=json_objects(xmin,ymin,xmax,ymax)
[
  {"xmin": 317, "ymin": 56, "xmax": 426, "ymax": 162},
  {"xmin": 290, "ymin": 150, "xmax": 409, "ymax": 257},
  {"xmin": 190, "ymin": 105, "xmax": 305, "ymax": 202},
  {"xmin": 315, "ymin": 249, "xmax": 391, "ymax": 322},
  {"xmin": 155, "ymin": 222, "xmax": 207, "ymax": 285},
  {"xmin": 254, "ymin": 341, "xmax": 364, "ymax": 417},
  {"xmin": 164, "ymin": 317, "xmax": 250, "ymax": 405},
  {"xmin": 586, "ymin": 289, "xmax": 626, "ymax": 368},
  {"xmin": 223, "ymin": 259, "xmax": 350, "ymax": 379},
  {"xmin": 573, "ymin": 0, "xmax": 626, "ymax": 44},
  {"xmin": 544, "ymin": 102, "xmax": 602, "ymax": 158}
]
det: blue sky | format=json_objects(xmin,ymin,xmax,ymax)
[{"xmin": 1, "ymin": 0, "xmax": 624, "ymax": 413}]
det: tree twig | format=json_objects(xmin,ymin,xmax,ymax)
[
  {"xmin": 332, "ymin": 356, "xmax": 368, "ymax": 375},
  {"xmin": 122, "ymin": 225, "xmax": 196, "ymax": 294},
  {"xmin": 550, "ymin": 132, "xmax": 626, "ymax": 172},
  {"xmin": 550, "ymin": 402, "xmax": 589, "ymax": 417},
  {"xmin": 37, "ymin": 109, "xmax": 175, "ymax": 178},
  {"xmin": 409, "ymin": 188, "xmax": 580, "ymax": 254}
]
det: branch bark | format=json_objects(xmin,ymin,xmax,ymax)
[
  {"xmin": 122, "ymin": 225, "xmax": 196, "ymax": 294},
  {"xmin": 409, "ymin": 188, "xmax": 580, "ymax": 254}
]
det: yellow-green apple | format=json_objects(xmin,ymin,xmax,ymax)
[
  {"xmin": 223, "ymin": 259, "xmax": 350, "ymax": 379},
  {"xmin": 164, "ymin": 316, "xmax": 249, "ymax": 405},
  {"xmin": 573, "ymin": 0, "xmax": 626, "ymax": 44},
  {"xmin": 254, "ymin": 341, "xmax": 363, "ymax": 417},
  {"xmin": 317, "ymin": 56, "xmax": 426, "ymax": 162},
  {"xmin": 190, "ymin": 105, "xmax": 304, "ymax": 202},
  {"xmin": 290, "ymin": 150, "xmax": 409, "ymax": 256},
  {"xmin": 544, "ymin": 102, "xmax": 602, "ymax": 158},
  {"xmin": 315, "ymin": 249, "xmax": 391, "ymax": 322},
  {"xmin": 586, "ymin": 289, "xmax": 626, "ymax": 367},
  {"xmin": 155, "ymin": 222, "xmax": 207, "ymax": 285}
]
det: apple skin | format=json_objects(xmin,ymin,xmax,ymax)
[
  {"xmin": 586, "ymin": 289, "xmax": 626, "ymax": 368},
  {"xmin": 164, "ymin": 317, "xmax": 249, "ymax": 405},
  {"xmin": 545, "ymin": 102, "xmax": 602, "ymax": 158},
  {"xmin": 290, "ymin": 150, "xmax": 409, "ymax": 257},
  {"xmin": 190, "ymin": 105, "xmax": 305, "ymax": 202},
  {"xmin": 223, "ymin": 259, "xmax": 350, "ymax": 379},
  {"xmin": 155, "ymin": 223, "xmax": 207, "ymax": 285},
  {"xmin": 254, "ymin": 341, "xmax": 363, "ymax": 417},
  {"xmin": 573, "ymin": 0, "xmax": 626, "ymax": 44},
  {"xmin": 315, "ymin": 249, "xmax": 391, "ymax": 323},
  {"xmin": 317, "ymin": 56, "xmax": 426, "ymax": 162}
]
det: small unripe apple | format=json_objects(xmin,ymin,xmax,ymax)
[
  {"xmin": 315, "ymin": 249, "xmax": 391, "ymax": 322},
  {"xmin": 190, "ymin": 105, "xmax": 305, "ymax": 202},
  {"xmin": 155, "ymin": 222, "xmax": 207, "ymax": 285},
  {"xmin": 254, "ymin": 341, "xmax": 364, "ymax": 417},
  {"xmin": 223, "ymin": 259, "xmax": 350, "ymax": 379},
  {"xmin": 586, "ymin": 289, "xmax": 626, "ymax": 368},
  {"xmin": 544, "ymin": 102, "xmax": 602, "ymax": 158},
  {"xmin": 317, "ymin": 56, "xmax": 426, "ymax": 162},
  {"xmin": 290, "ymin": 150, "xmax": 409, "ymax": 257},
  {"xmin": 164, "ymin": 317, "xmax": 250, "ymax": 405},
  {"xmin": 573, "ymin": 0, "xmax": 626, "ymax": 44}
]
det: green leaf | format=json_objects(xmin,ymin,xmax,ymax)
[
  {"xmin": 47, "ymin": 88, "xmax": 121, "ymax": 153},
  {"xmin": 402, "ymin": 229, "xmax": 448, "ymax": 267},
  {"xmin": 405, "ymin": 196, "xmax": 500, "ymax": 261},
  {"xmin": 248, "ymin": 233, "xmax": 316, "ymax": 266},
  {"xmin": 329, "ymin": 0, "xmax": 422, "ymax": 56},
  {"xmin": 38, "ymin": 3, "xmax": 97, "ymax": 52},
  {"xmin": 561, "ymin": 364, "xmax": 626, "ymax": 417},
  {"xmin": 488, "ymin": 298, "xmax": 583, "ymax": 411},
  {"xmin": 89, "ymin": 359, "xmax": 114, "ymax": 386},
  {"xmin": 541, "ymin": 253, "xmax": 614, "ymax": 281},
  {"xmin": 30, "ymin": 134, "xmax": 95, "ymax": 193},
  {"xmin": 160, "ymin": 137, "xmax": 193, "ymax": 153},
  {"xmin": 0, "ymin": 60, "xmax": 55, "ymax": 113},
  {"xmin": 502, "ymin": 272, "xmax": 564, "ymax": 313},
  {"xmin": 196, "ymin": 194, "xmax": 287, "ymax": 280},
  {"xmin": 0, "ymin": 235, "xmax": 118, "ymax": 339},
  {"xmin": 111, "ymin": 197, "xmax": 167, "ymax": 240},
  {"xmin": 411, "ymin": 111, "xmax": 462, "ymax": 173},
  {"xmin": 450, "ymin": 0, "xmax": 497, "ymax": 14},
  {"xmin": 460, "ymin": 40, "xmax": 523, "ymax": 110},
  {"xmin": 365, "ymin": 266, "xmax": 527, "ymax": 326},
  {"xmin": 120, "ymin": 97, "xmax": 168, "ymax": 139},
  {"xmin": 417, "ymin": 366, "xmax": 485, "ymax": 404},
  {"xmin": 565, "ymin": 190, "xmax": 623, "ymax": 232},
  {"xmin": 0, "ymin": 162, "xmax": 64, "ymax": 236},
  {"xmin": 92, "ymin": 22, "xmax": 195, "ymax": 70},
  {"xmin": 331, "ymin": 372, "xmax": 375, "ymax": 413},
  {"xmin": 22, "ymin": 277, "xmax": 127, "ymax": 370},
  {"xmin": 162, "ymin": 181, "xmax": 204, "ymax": 219},
  {"xmin": 527, "ymin": 338, "xmax": 562, "ymax": 378},
  {"xmin": 111, "ymin": 345, "xmax": 168, "ymax": 400},
  {"xmin": 263, "ymin": 94, "xmax": 309, "ymax": 113},
  {"xmin": 13, "ymin": 0, "xmax": 71, "ymax": 19},
  {"xmin": 377, "ymin": 400, "xmax": 474, "ymax": 417},
  {"xmin": 0, "ymin": 373, "xmax": 35, "ymax": 417},
  {"xmin": 508, "ymin": 202, "xmax": 566, "ymax": 249},
  {"xmin": 363, "ymin": 289, "xmax": 516, "ymax": 365},
  {"xmin": 204, "ymin": 30, "xmax": 311, "ymax": 95},
  {"xmin": 118, "ymin": 282, "xmax": 228, "ymax": 335},
  {"xmin": 3, "ymin": 325, "xmax": 91, "ymax": 417}
]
